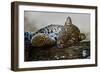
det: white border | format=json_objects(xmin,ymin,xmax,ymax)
[{"xmin": 18, "ymin": 5, "xmax": 96, "ymax": 68}]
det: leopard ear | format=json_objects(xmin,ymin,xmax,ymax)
[
  {"xmin": 65, "ymin": 16, "xmax": 72, "ymax": 25},
  {"xmin": 79, "ymin": 33, "xmax": 86, "ymax": 41}
]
